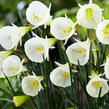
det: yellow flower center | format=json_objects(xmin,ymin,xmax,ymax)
[
  {"xmin": 103, "ymin": 24, "xmax": 109, "ymax": 35},
  {"xmin": 32, "ymin": 81, "xmax": 39, "ymax": 88},
  {"xmin": 85, "ymin": 8, "xmax": 93, "ymax": 20},
  {"xmin": 37, "ymin": 46, "xmax": 45, "ymax": 51},
  {"xmin": 8, "ymin": 35, "xmax": 12, "ymax": 39},
  {"xmin": 62, "ymin": 71, "xmax": 69, "ymax": 78},
  {"xmin": 33, "ymin": 13, "xmax": 39, "ymax": 21},
  {"xmin": 77, "ymin": 49, "xmax": 86, "ymax": 54},
  {"xmin": 63, "ymin": 27, "xmax": 72, "ymax": 34},
  {"xmin": 10, "ymin": 67, "xmax": 16, "ymax": 71},
  {"xmin": 92, "ymin": 81, "xmax": 100, "ymax": 88}
]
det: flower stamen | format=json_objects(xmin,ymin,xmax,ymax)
[
  {"xmin": 62, "ymin": 71, "xmax": 69, "ymax": 78},
  {"xmin": 77, "ymin": 49, "xmax": 86, "ymax": 54},
  {"xmin": 8, "ymin": 35, "xmax": 12, "ymax": 40},
  {"xmin": 33, "ymin": 13, "xmax": 39, "ymax": 21},
  {"xmin": 32, "ymin": 81, "xmax": 39, "ymax": 88},
  {"xmin": 92, "ymin": 81, "xmax": 100, "ymax": 88},
  {"xmin": 103, "ymin": 24, "xmax": 109, "ymax": 35},
  {"xmin": 85, "ymin": 8, "xmax": 93, "ymax": 20},
  {"xmin": 37, "ymin": 46, "xmax": 45, "ymax": 51},
  {"xmin": 10, "ymin": 67, "xmax": 16, "ymax": 71},
  {"xmin": 63, "ymin": 27, "xmax": 72, "ymax": 34}
]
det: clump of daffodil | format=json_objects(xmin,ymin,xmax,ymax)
[
  {"xmin": 0, "ymin": 25, "xmax": 32, "ymax": 50},
  {"xmin": 22, "ymin": 74, "xmax": 44, "ymax": 96},
  {"xmin": 13, "ymin": 95, "xmax": 30, "ymax": 107},
  {"xmin": 24, "ymin": 33, "xmax": 56, "ymax": 63},
  {"xmin": 50, "ymin": 62, "xmax": 71, "ymax": 88},
  {"xmin": 96, "ymin": 20, "xmax": 109, "ymax": 44},
  {"xmin": 76, "ymin": 0, "xmax": 102, "ymax": 29},
  {"xmin": 86, "ymin": 71, "xmax": 109, "ymax": 98},
  {"xmin": 26, "ymin": 1, "xmax": 51, "ymax": 28},
  {"xmin": 66, "ymin": 39, "xmax": 90, "ymax": 65},
  {"xmin": 104, "ymin": 57, "xmax": 109, "ymax": 79},
  {"xmin": 2, "ymin": 55, "xmax": 27, "ymax": 77},
  {"xmin": 50, "ymin": 17, "xmax": 75, "ymax": 43},
  {"xmin": 0, "ymin": 51, "xmax": 12, "ymax": 78}
]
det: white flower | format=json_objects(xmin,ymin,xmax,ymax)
[
  {"xmin": 0, "ymin": 26, "xmax": 32, "ymax": 50},
  {"xmin": 86, "ymin": 76, "xmax": 109, "ymax": 98},
  {"xmin": 66, "ymin": 39, "xmax": 90, "ymax": 65},
  {"xmin": 24, "ymin": 34, "xmax": 56, "ymax": 63},
  {"xmin": 26, "ymin": 1, "xmax": 51, "ymax": 27},
  {"xmin": 96, "ymin": 20, "xmax": 109, "ymax": 44},
  {"xmin": 76, "ymin": 0, "xmax": 102, "ymax": 29},
  {"xmin": 0, "ymin": 51, "xmax": 12, "ymax": 78},
  {"xmin": 22, "ymin": 75, "xmax": 43, "ymax": 96},
  {"xmin": 50, "ymin": 17, "xmax": 75, "ymax": 41},
  {"xmin": 50, "ymin": 63, "xmax": 71, "ymax": 88},
  {"xmin": 104, "ymin": 57, "xmax": 109, "ymax": 79},
  {"xmin": 2, "ymin": 55, "xmax": 26, "ymax": 77}
]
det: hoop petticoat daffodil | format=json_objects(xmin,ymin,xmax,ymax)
[
  {"xmin": 66, "ymin": 39, "xmax": 90, "ymax": 65},
  {"xmin": 2, "ymin": 55, "xmax": 27, "ymax": 77},
  {"xmin": 26, "ymin": 1, "xmax": 51, "ymax": 28},
  {"xmin": 22, "ymin": 75, "xmax": 44, "ymax": 96},
  {"xmin": 96, "ymin": 20, "xmax": 109, "ymax": 44},
  {"xmin": 0, "ymin": 25, "xmax": 33, "ymax": 50},
  {"xmin": 76, "ymin": 0, "xmax": 102, "ymax": 29},
  {"xmin": 0, "ymin": 51, "xmax": 12, "ymax": 78},
  {"xmin": 50, "ymin": 17, "xmax": 75, "ymax": 42},
  {"xmin": 86, "ymin": 75, "xmax": 109, "ymax": 98},
  {"xmin": 24, "ymin": 33, "xmax": 56, "ymax": 63},
  {"xmin": 50, "ymin": 63, "xmax": 71, "ymax": 88}
]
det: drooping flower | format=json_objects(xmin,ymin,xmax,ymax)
[
  {"xmin": 0, "ymin": 25, "xmax": 32, "ymax": 50},
  {"xmin": 26, "ymin": 1, "xmax": 51, "ymax": 28},
  {"xmin": 96, "ymin": 20, "xmax": 109, "ymax": 44},
  {"xmin": 50, "ymin": 17, "xmax": 75, "ymax": 41},
  {"xmin": 13, "ymin": 95, "xmax": 30, "ymax": 107},
  {"xmin": 24, "ymin": 33, "xmax": 56, "ymax": 63},
  {"xmin": 0, "ymin": 51, "xmax": 12, "ymax": 78},
  {"xmin": 50, "ymin": 63, "xmax": 71, "ymax": 88},
  {"xmin": 86, "ymin": 74, "xmax": 109, "ymax": 98},
  {"xmin": 66, "ymin": 39, "xmax": 90, "ymax": 65},
  {"xmin": 76, "ymin": 0, "xmax": 102, "ymax": 29},
  {"xmin": 22, "ymin": 75, "xmax": 43, "ymax": 96},
  {"xmin": 2, "ymin": 55, "xmax": 27, "ymax": 77}
]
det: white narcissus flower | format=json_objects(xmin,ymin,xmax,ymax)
[
  {"xmin": 86, "ymin": 76, "xmax": 109, "ymax": 98},
  {"xmin": 50, "ymin": 63, "xmax": 71, "ymax": 88},
  {"xmin": 76, "ymin": 0, "xmax": 102, "ymax": 29},
  {"xmin": 26, "ymin": 1, "xmax": 51, "ymax": 28},
  {"xmin": 0, "ymin": 51, "xmax": 12, "ymax": 78},
  {"xmin": 96, "ymin": 20, "xmax": 109, "ymax": 44},
  {"xmin": 50, "ymin": 17, "xmax": 75, "ymax": 41},
  {"xmin": 0, "ymin": 26, "xmax": 32, "ymax": 50},
  {"xmin": 66, "ymin": 39, "xmax": 90, "ymax": 65},
  {"xmin": 104, "ymin": 57, "xmax": 109, "ymax": 79},
  {"xmin": 22, "ymin": 75, "xmax": 43, "ymax": 96},
  {"xmin": 24, "ymin": 33, "xmax": 56, "ymax": 63},
  {"xmin": 2, "ymin": 55, "xmax": 27, "ymax": 77}
]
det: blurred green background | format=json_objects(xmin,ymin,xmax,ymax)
[{"xmin": 0, "ymin": 0, "xmax": 109, "ymax": 108}]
